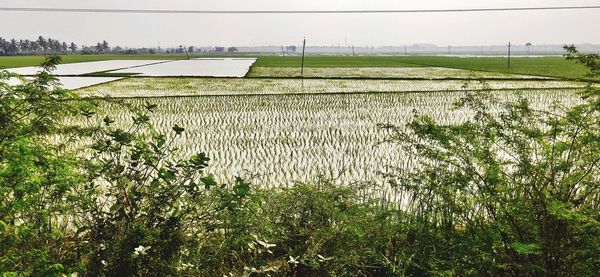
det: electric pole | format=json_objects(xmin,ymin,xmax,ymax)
[
  {"xmin": 508, "ymin": 41, "xmax": 511, "ymax": 68},
  {"xmin": 281, "ymin": 45, "xmax": 285, "ymax": 57},
  {"xmin": 301, "ymin": 37, "xmax": 306, "ymax": 76},
  {"xmin": 182, "ymin": 45, "xmax": 190, "ymax": 59}
]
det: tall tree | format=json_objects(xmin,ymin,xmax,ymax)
[
  {"xmin": 102, "ymin": 40, "xmax": 110, "ymax": 53},
  {"xmin": 95, "ymin": 42, "xmax": 103, "ymax": 54},
  {"xmin": 37, "ymin": 36, "xmax": 47, "ymax": 54},
  {"xmin": 9, "ymin": 39, "xmax": 18, "ymax": 54},
  {"xmin": 69, "ymin": 42, "xmax": 78, "ymax": 54},
  {"xmin": 47, "ymin": 38, "xmax": 55, "ymax": 53}
]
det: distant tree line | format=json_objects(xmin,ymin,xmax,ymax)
[
  {"xmin": 212, "ymin": 46, "xmax": 239, "ymax": 53},
  {"xmin": 0, "ymin": 37, "xmax": 250, "ymax": 56},
  {"xmin": 0, "ymin": 36, "xmax": 116, "ymax": 56},
  {"xmin": 0, "ymin": 36, "xmax": 73, "ymax": 55}
]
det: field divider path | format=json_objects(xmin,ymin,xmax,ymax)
[
  {"xmin": 88, "ymin": 75, "xmax": 562, "ymax": 81},
  {"xmin": 79, "ymin": 87, "xmax": 586, "ymax": 100},
  {"xmin": 84, "ymin": 59, "xmax": 177, "ymax": 76},
  {"xmin": 243, "ymin": 76, "xmax": 562, "ymax": 81}
]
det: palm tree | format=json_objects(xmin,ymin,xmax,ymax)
[
  {"xmin": 38, "ymin": 36, "xmax": 47, "ymax": 54},
  {"xmin": 69, "ymin": 42, "xmax": 78, "ymax": 54},
  {"xmin": 23, "ymin": 39, "xmax": 32, "ymax": 54},
  {"xmin": 102, "ymin": 40, "xmax": 110, "ymax": 53},
  {"xmin": 47, "ymin": 38, "xmax": 55, "ymax": 53},
  {"xmin": 31, "ymin": 41, "xmax": 40, "ymax": 54},
  {"xmin": 9, "ymin": 39, "xmax": 18, "ymax": 55},
  {"xmin": 525, "ymin": 42, "xmax": 532, "ymax": 55}
]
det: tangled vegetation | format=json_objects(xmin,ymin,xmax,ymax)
[{"xmin": 0, "ymin": 50, "xmax": 599, "ymax": 276}]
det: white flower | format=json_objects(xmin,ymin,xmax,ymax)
[
  {"xmin": 177, "ymin": 262, "xmax": 195, "ymax": 271},
  {"xmin": 180, "ymin": 248, "xmax": 190, "ymax": 256},
  {"xmin": 133, "ymin": 245, "xmax": 151, "ymax": 256},
  {"xmin": 288, "ymin": 255, "xmax": 300, "ymax": 265},
  {"xmin": 317, "ymin": 254, "xmax": 334, "ymax": 262},
  {"xmin": 101, "ymin": 260, "xmax": 108, "ymax": 266},
  {"xmin": 257, "ymin": 240, "xmax": 276, "ymax": 249}
]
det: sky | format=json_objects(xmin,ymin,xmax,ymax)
[{"xmin": 1, "ymin": 0, "xmax": 599, "ymax": 48}]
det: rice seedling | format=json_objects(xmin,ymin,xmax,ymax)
[
  {"xmin": 79, "ymin": 77, "xmax": 586, "ymax": 98},
  {"xmin": 8, "ymin": 76, "xmax": 123, "ymax": 89},
  {"xmin": 247, "ymin": 67, "xmax": 553, "ymax": 79},
  {"xmin": 72, "ymin": 89, "xmax": 583, "ymax": 188}
]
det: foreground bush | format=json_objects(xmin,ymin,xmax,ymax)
[{"xmin": 0, "ymin": 51, "xmax": 598, "ymax": 276}]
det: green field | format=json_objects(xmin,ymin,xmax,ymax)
[
  {"xmin": 254, "ymin": 56, "xmax": 593, "ymax": 80},
  {"xmin": 0, "ymin": 54, "xmax": 594, "ymax": 80},
  {"xmin": 254, "ymin": 56, "xmax": 423, "ymax": 68}
]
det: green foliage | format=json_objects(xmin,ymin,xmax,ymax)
[
  {"xmin": 1, "ymin": 50, "xmax": 599, "ymax": 276},
  {"xmin": 74, "ymin": 99, "xmax": 223, "ymax": 276},
  {"xmin": 564, "ymin": 44, "xmax": 600, "ymax": 77},
  {"xmin": 0, "ymin": 56, "xmax": 87, "ymax": 275},
  {"xmin": 380, "ymin": 78, "xmax": 600, "ymax": 274},
  {"xmin": 182, "ymin": 182, "xmax": 421, "ymax": 276}
]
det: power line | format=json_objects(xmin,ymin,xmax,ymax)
[{"xmin": 0, "ymin": 6, "xmax": 600, "ymax": 14}]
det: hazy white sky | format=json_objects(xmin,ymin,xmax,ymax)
[{"xmin": 1, "ymin": 0, "xmax": 599, "ymax": 47}]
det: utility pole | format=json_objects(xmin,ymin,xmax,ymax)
[
  {"xmin": 301, "ymin": 37, "xmax": 306, "ymax": 77},
  {"xmin": 508, "ymin": 41, "xmax": 511, "ymax": 68},
  {"xmin": 352, "ymin": 45, "xmax": 355, "ymax": 56},
  {"xmin": 182, "ymin": 45, "xmax": 190, "ymax": 59},
  {"xmin": 281, "ymin": 45, "xmax": 285, "ymax": 57},
  {"xmin": 404, "ymin": 45, "xmax": 407, "ymax": 55}
]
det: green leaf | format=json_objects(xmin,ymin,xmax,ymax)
[
  {"xmin": 201, "ymin": 175, "xmax": 217, "ymax": 189},
  {"xmin": 103, "ymin": 116, "xmax": 115, "ymax": 126},
  {"xmin": 511, "ymin": 242, "xmax": 540, "ymax": 255},
  {"xmin": 173, "ymin": 124, "xmax": 185, "ymax": 135},
  {"xmin": 190, "ymin": 153, "xmax": 210, "ymax": 170},
  {"xmin": 158, "ymin": 168, "xmax": 176, "ymax": 181},
  {"xmin": 109, "ymin": 203, "xmax": 122, "ymax": 213},
  {"xmin": 111, "ymin": 129, "xmax": 132, "ymax": 144},
  {"xmin": 144, "ymin": 101, "xmax": 158, "ymax": 111},
  {"xmin": 233, "ymin": 177, "xmax": 250, "ymax": 198}
]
